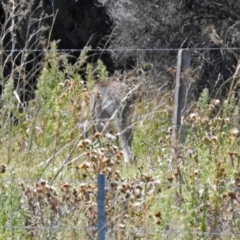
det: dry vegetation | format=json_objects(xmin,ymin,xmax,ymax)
[{"xmin": 0, "ymin": 41, "xmax": 240, "ymax": 240}]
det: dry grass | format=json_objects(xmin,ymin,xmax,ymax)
[{"xmin": 0, "ymin": 44, "xmax": 240, "ymax": 239}]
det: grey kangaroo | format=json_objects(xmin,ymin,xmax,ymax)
[{"xmin": 91, "ymin": 80, "xmax": 138, "ymax": 163}]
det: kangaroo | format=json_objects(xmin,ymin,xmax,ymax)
[{"xmin": 91, "ymin": 80, "xmax": 139, "ymax": 163}]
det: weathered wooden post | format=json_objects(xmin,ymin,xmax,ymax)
[
  {"xmin": 97, "ymin": 174, "xmax": 105, "ymax": 240},
  {"xmin": 172, "ymin": 49, "xmax": 191, "ymax": 143}
]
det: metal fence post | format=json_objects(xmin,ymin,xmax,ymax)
[
  {"xmin": 172, "ymin": 49, "xmax": 191, "ymax": 143},
  {"xmin": 97, "ymin": 174, "xmax": 105, "ymax": 240}
]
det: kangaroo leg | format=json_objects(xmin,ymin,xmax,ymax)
[{"xmin": 116, "ymin": 100, "xmax": 134, "ymax": 163}]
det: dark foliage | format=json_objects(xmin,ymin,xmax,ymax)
[
  {"xmin": 0, "ymin": 0, "xmax": 53, "ymax": 102},
  {"xmin": 1, "ymin": 0, "xmax": 240, "ymax": 101},
  {"xmin": 100, "ymin": 0, "xmax": 240, "ymax": 98},
  {"xmin": 0, "ymin": 0, "xmax": 114, "ymax": 104},
  {"xmin": 51, "ymin": 0, "xmax": 114, "ymax": 73}
]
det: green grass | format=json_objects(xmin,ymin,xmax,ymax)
[{"xmin": 0, "ymin": 45, "xmax": 240, "ymax": 239}]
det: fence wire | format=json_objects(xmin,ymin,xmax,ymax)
[
  {"xmin": 2, "ymin": 226, "xmax": 240, "ymax": 237},
  {"xmin": 1, "ymin": 178, "xmax": 240, "ymax": 191},
  {"xmin": 2, "ymin": 47, "xmax": 240, "ymax": 52}
]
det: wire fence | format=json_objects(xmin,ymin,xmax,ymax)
[
  {"xmin": 1, "ymin": 178, "xmax": 240, "ymax": 190},
  {"xmin": 2, "ymin": 227, "xmax": 240, "ymax": 237},
  {"xmin": 3, "ymin": 47, "xmax": 240, "ymax": 52}
]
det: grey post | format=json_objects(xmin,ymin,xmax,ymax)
[
  {"xmin": 172, "ymin": 49, "xmax": 191, "ymax": 143},
  {"xmin": 97, "ymin": 174, "xmax": 105, "ymax": 240}
]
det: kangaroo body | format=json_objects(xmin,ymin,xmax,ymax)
[{"xmin": 91, "ymin": 80, "xmax": 136, "ymax": 163}]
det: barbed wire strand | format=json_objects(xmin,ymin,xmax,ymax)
[
  {"xmin": 3, "ymin": 226, "xmax": 240, "ymax": 237},
  {"xmin": 2, "ymin": 47, "xmax": 240, "ymax": 52},
  {"xmin": 2, "ymin": 178, "xmax": 240, "ymax": 191}
]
